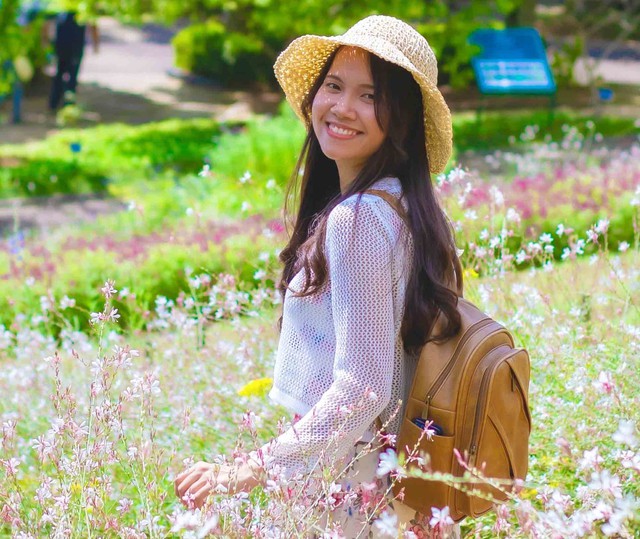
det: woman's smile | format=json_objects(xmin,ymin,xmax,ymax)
[{"xmin": 326, "ymin": 122, "xmax": 362, "ymax": 138}]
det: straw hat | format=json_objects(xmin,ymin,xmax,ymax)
[{"xmin": 274, "ymin": 15, "xmax": 452, "ymax": 175}]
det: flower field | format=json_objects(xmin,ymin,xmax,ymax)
[{"xmin": 0, "ymin": 116, "xmax": 639, "ymax": 537}]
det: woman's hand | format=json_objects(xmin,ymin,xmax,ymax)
[{"xmin": 174, "ymin": 460, "xmax": 262, "ymax": 509}]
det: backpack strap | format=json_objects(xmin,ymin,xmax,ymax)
[
  {"xmin": 364, "ymin": 189, "xmax": 408, "ymax": 224},
  {"xmin": 363, "ymin": 188, "xmax": 463, "ymax": 297}
]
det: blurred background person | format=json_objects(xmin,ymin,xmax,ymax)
[{"xmin": 48, "ymin": 10, "xmax": 99, "ymax": 110}]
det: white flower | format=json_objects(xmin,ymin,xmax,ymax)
[
  {"xmin": 59, "ymin": 296, "xmax": 76, "ymax": 309},
  {"xmin": 505, "ymin": 208, "xmax": 521, "ymax": 223},
  {"xmin": 376, "ymin": 448, "xmax": 403, "ymax": 477},
  {"xmin": 489, "ymin": 186, "xmax": 504, "ymax": 206},
  {"xmin": 266, "ymin": 178, "xmax": 277, "ymax": 190},
  {"xmin": 373, "ymin": 510, "xmax": 397, "ymax": 537},
  {"xmin": 612, "ymin": 420, "xmax": 638, "ymax": 448},
  {"xmin": 595, "ymin": 219, "xmax": 610, "ymax": 234},
  {"xmin": 40, "ymin": 296, "xmax": 52, "ymax": 313},
  {"xmin": 556, "ymin": 223, "xmax": 566, "ymax": 237},
  {"xmin": 239, "ymin": 171, "xmax": 252, "ymax": 184},
  {"xmin": 253, "ymin": 269, "xmax": 267, "ymax": 281},
  {"xmin": 198, "ymin": 164, "xmax": 211, "ymax": 178},
  {"xmin": 588, "ymin": 470, "xmax": 622, "ymax": 498},
  {"xmin": 429, "ymin": 506, "xmax": 454, "ymax": 528},
  {"xmin": 618, "ymin": 241, "xmax": 630, "ymax": 252},
  {"xmin": 578, "ymin": 447, "xmax": 603, "ymax": 471},
  {"xmin": 539, "ymin": 233, "xmax": 553, "ymax": 244}
]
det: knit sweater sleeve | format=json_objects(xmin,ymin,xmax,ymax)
[{"xmin": 258, "ymin": 198, "xmax": 396, "ymax": 475}]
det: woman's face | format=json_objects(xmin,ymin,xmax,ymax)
[{"xmin": 311, "ymin": 47, "xmax": 386, "ymax": 184}]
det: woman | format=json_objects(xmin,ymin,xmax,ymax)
[{"xmin": 175, "ymin": 15, "xmax": 462, "ymax": 537}]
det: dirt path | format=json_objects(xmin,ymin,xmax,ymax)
[{"xmin": 0, "ymin": 194, "xmax": 127, "ymax": 236}]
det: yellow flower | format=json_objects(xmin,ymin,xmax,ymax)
[
  {"xmin": 238, "ymin": 378, "xmax": 273, "ymax": 398},
  {"xmin": 520, "ymin": 487, "xmax": 538, "ymax": 500},
  {"xmin": 463, "ymin": 268, "xmax": 479, "ymax": 279}
]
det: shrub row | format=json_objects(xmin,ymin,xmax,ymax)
[{"xmin": 0, "ymin": 118, "xmax": 221, "ymax": 197}]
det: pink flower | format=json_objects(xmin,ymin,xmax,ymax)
[
  {"xmin": 593, "ymin": 371, "xmax": 615, "ymax": 395},
  {"xmin": 101, "ymin": 280, "xmax": 117, "ymax": 299}
]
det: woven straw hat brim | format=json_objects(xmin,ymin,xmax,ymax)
[{"xmin": 274, "ymin": 34, "xmax": 452, "ymax": 175}]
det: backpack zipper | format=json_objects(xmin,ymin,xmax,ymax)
[
  {"xmin": 468, "ymin": 349, "xmax": 521, "ymax": 465},
  {"xmin": 424, "ymin": 318, "xmax": 494, "ymax": 419}
]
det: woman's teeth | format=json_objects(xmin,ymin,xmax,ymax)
[{"xmin": 329, "ymin": 124, "xmax": 358, "ymax": 136}]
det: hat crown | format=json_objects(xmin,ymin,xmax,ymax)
[{"xmin": 342, "ymin": 15, "xmax": 438, "ymax": 84}]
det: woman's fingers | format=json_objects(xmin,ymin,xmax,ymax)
[
  {"xmin": 174, "ymin": 462, "xmax": 239, "ymax": 508},
  {"xmin": 175, "ymin": 463, "xmax": 208, "ymax": 500}
]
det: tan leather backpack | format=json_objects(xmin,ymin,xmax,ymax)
[
  {"xmin": 393, "ymin": 299, "xmax": 532, "ymax": 521},
  {"xmin": 366, "ymin": 189, "xmax": 532, "ymax": 521}
]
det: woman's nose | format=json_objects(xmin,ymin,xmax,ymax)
[{"xmin": 330, "ymin": 94, "xmax": 356, "ymax": 119}]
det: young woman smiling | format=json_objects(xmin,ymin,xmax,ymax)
[{"xmin": 176, "ymin": 15, "xmax": 462, "ymax": 537}]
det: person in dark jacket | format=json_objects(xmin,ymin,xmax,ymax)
[{"xmin": 48, "ymin": 11, "xmax": 98, "ymax": 110}]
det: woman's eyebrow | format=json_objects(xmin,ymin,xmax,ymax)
[{"xmin": 326, "ymin": 73, "xmax": 374, "ymax": 90}]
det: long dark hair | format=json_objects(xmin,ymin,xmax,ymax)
[{"xmin": 279, "ymin": 47, "xmax": 462, "ymax": 353}]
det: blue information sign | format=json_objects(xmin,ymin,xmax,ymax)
[{"xmin": 469, "ymin": 28, "xmax": 556, "ymax": 95}]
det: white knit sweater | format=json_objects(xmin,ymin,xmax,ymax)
[{"xmin": 260, "ymin": 177, "xmax": 416, "ymax": 475}]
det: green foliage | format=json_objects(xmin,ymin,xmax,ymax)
[
  {"xmin": 167, "ymin": 0, "xmax": 522, "ymax": 88},
  {"xmin": 208, "ymin": 104, "xmax": 305, "ymax": 187},
  {"xmin": 0, "ymin": 156, "xmax": 108, "ymax": 197},
  {"xmin": 550, "ymin": 35, "xmax": 584, "ymax": 88},
  {"xmin": 0, "ymin": 0, "xmax": 22, "ymax": 94},
  {"xmin": 0, "ymin": 118, "xmax": 220, "ymax": 198},
  {"xmin": 172, "ymin": 20, "xmax": 275, "ymax": 87}
]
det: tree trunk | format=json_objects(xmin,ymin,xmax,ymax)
[{"xmin": 506, "ymin": 0, "xmax": 537, "ymax": 27}]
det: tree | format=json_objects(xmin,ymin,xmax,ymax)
[{"xmin": 0, "ymin": 0, "xmax": 22, "ymax": 94}]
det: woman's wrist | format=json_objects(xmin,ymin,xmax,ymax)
[{"xmin": 240, "ymin": 459, "xmax": 264, "ymax": 490}]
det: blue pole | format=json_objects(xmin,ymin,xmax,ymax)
[{"xmin": 12, "ymin": 80, "xmax": 23, "ymax": 124}]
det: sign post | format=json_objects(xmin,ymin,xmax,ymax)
[
  {"xmin": 469, "ymin": 28, "xmax": 557, "ymax": 125},
  {"xmin": 12, "ymin": 80, "xmax": 23, "ymax": 124}
]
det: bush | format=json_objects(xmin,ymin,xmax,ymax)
[
  {"xmin": 0, "ymin": 156, "xmax": 108, "ymax": 196},
  {"xmin": 0, "ymin": 118, "xmax": 220, "ymax": 198},
  {"xmin": 172, "ymin": 21, "xmax": 276, "ymax": 87}
]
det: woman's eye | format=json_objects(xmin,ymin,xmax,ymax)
[
  {"xmin": 363, "ymin": 93, "xmax": 375, "ymax": 101},
  {"xmin": 326, "ymin": 82, "xmax": 340, "ymax": 91}
]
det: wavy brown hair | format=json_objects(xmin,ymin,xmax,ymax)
[{"xmin": 279, "ymin": 47, "xmax": 462, "ymax": 353}]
